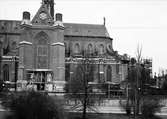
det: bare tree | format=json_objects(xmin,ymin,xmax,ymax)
[
  {"xmin": 136, "ymin": 44, "xmax": 142, "ymax": 63},
  {"xmin": 134, "ymin": 44, "xmax": 143, "ymax": 118},
  {"xmin": 65, "ymin": 58, "xmax": 97, "ymax": 119},
  {"xmin": 122, "ymin": 44, "xmax": 143, "ymax": 118}
]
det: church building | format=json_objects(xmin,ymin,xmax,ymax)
[{"xmin": 0, "ymin": 0, "xmax": 129, "ymax": 92}]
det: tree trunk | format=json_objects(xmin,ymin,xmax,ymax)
[
  {"xmin": 82, "ymin": 82, "xmax": 88, "ymax": 119},
  {"xmin": 83, "ymin": 98, "xmax": 86, "ymax": 119},
  {"xmin": 82, "ymin": 64, "xmax": 88, "ymax": 119}
]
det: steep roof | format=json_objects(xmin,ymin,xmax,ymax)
[
  {"xmin": 0, "ymin": 20, "xmax": 111, "ymax": 38},
  {"xmin": 31, "ymin": 4, "xmax": 54, "ymax": 25},
  {"xmin": 64, "ymin": 23, "xmax": 110, "ymax": 37}
]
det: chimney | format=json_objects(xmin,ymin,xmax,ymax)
[
  {"xmin": 54, "ymin": 13, "xmax": 64, "ymax": 27},
  {"xmin": 21, "ymin": 11, "xmax": 31, "ymax": 25},
  {"xmin": 103, "ymin": 17, "xmax": 106, "ymax": 26},
  {"xmin": 56, "ymin": 13, "xmax": 62, "ymax": 21}
]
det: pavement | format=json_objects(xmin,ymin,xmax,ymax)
[
  {"xmin": 66, "ymin": 105, "xmax": 167, "ymax": 115},
  {"xmin": 1, "ymin": 99, "xmax": 167, "ymax": 115}
]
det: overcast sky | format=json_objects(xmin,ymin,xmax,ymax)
[{"xmin": 0, "ymin": 0, "xmax": 167, "ymax": 75}]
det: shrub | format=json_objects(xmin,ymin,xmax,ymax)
[
  {"xmin": 2, "ymin": 90, "xmax": 66, "ymax": 119},
  {"xmin": 141, "ymin": 97, "xmax": 162, "ymax": 119}
]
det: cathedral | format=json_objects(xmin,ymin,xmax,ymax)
[{"xmin": 0, "ymin": 0, "xmax": 129, "ymax": 92}]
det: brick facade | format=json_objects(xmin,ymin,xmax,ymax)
[{"xmin": 0, "ymin": 0, "xmax": 129, "ymax": 92}]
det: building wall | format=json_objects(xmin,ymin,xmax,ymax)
[
  {"xmin": 0, "ymin": 0, "xmax": 129, "ymax": 92},
  {"xmin": 64, "ymin": 35, "xmax": 128, "ymax": 84},
  {"xmin": 0, "ymin": 20, "xmax": 128, "ymax": 90},
  {"xmin": 0, "ymin": 20, "xmax": 20, "ymax": 82}
]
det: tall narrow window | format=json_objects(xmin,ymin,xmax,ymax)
[
  {"xmin": 3, "ymin": 64, "xmax": 9, "ymax": 81},
  {"xmin": 87, "ymin": 44, "xmax": 93, "ymax": 55},
  {"xmin": 65, "ymin": 64, "xmax": 70, "ymax": 81},
  {"xmin": 37, "ymin": 38, "xmax": 48, "ymax": 68},
  {"xmin": 99, "ymin": 44, "xmax": 104, "ymax": 55},
  {"xmin": 65, "ymin": 42, "xmax": 70, "ymax": 57},
  {"xmin": 107, "ymin": 65, "xmax": 112, "ymax": 82},
  {"xmin": 74, "ymin": 43, "xmax": 80, "ymax": 54},
  {"xmin": 35, "ymin": 32, "xmax": 49, "ymax": 69}
]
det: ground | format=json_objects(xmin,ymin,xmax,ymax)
[
  {"xmin": 0, "ymin": 111, "xmax": 167, "ymax": 119},
  {"xmin": 68, "ymin": 112, "xmax": 167, "ymax": 119}
]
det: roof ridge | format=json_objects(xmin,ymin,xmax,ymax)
[{"xmin": 64, "ymin": 22, "xmax": 104, "ymax": 26}]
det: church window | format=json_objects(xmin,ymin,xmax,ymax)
[
  {"xmin": 3, "ymin": 64, "xmax": 9, "ymax": 81},
  {"xmin": 87, "ymin": 43, "xmax": 93, "ymax": 55},
  {"xmin": 65, "ymin": 42, "xmax": 67, "ymax": 52},
  {"xmin": 74, "ymin": 43, "xmax": 80, "ymax": 54},
  {"xmin": 36, "ymin": 33, "xmax": 49, "ymax": 69},
  {"xmin": 65, "ymin": 42, "xmax": 70, "ymax": 57},
  {"xmin": 65, "ymin": 64, "xmax": 70, "ymax": 81},
  {"xmin": 99, "ymin": 44, "xmax": 104, "ymax": 54},
  {"xmin": 107, "ymin": 65, "xmax": 112, "ymax": 82}
]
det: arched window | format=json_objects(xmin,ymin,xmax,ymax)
[
  {"xmin": 99, "ymin": 44, "xmax": 104, "ymax": 54},
  {"xmin": 87, "ymin": 44, "xmax": 93, "ymax": 55},
  {"xmin": 107, "ymin": 65, "xmax": 112, "ymax": 82},
  {"xmin": 65, "ymin": 42, "xmax": 70, "ymax": 57},
  {"xmin": 11, "ymin": 41, "xmax": 17, "ymax": 50},
  {"xmin": 74, "ymin": 43, "xmax": 80, "ymax": 54},
  {"xmin": 35, "ymin": 32, "xmax": 49, "ymax": 69},
  {"xmin": 65, "ymin": 64, "xmax": 70, "ymax": 81},
  {"xmin": 3, "ymin": 64, "xmax": 9, "ymax": 81}
]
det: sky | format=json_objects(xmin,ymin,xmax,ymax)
[{"xmin": 0, "ymin": 0, "xmax": 167, "ymax": 75}]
